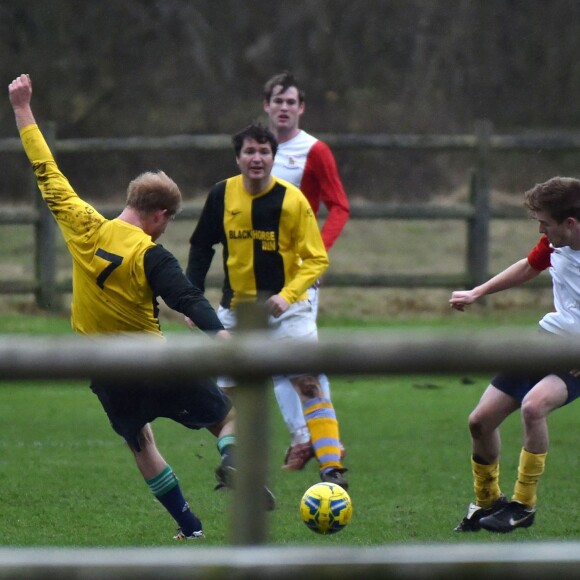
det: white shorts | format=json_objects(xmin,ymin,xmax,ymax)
[
  {"xmin": 217, "ymin": 299, "xmax": 318, "ymax": 388},
  {"xmin": 307, "ymin": 284, "xmax": 319, "ymax": 318}
]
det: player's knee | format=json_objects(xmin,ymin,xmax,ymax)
[
  {"xmin": 520, "ymin": 397, "xmax": 545, "ymax": 423},
  {"xmin": 218, "ymin": 407, "xmax": 237, "ymax": 430},
  {"xmin": 136, "ymin": 424, "xmax": 156, "ymax": 450},
  {"xmin": 292, "ymin": 375, "xmax": 322, "ymax": 399},
  {"xmin": 467, "ymin": 411, "xmax": 486, "ymax": 439}
]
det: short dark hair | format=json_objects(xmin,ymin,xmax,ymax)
[
  {"xmin": 125, "ymin": 171, "xmax": 182, "ymax": 216},
  {"xmin": 524, "ymin": 177, "xmax": 580, "ymax": 223},
  {"xmin": 232, "ymin": 123, "xmax": 278, "ymax": 158},
  {"xmin": 263, "ymin": 71, "xmax": 305, "ymax": 104}
]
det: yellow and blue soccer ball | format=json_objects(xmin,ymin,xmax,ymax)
[{"xmin": 299, "ymin": 482, "xmax": 352, "ymax": 534}]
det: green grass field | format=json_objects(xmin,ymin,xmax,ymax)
[{"xmin": 1, "ymin": 310, "xmax": 579, "ymax": 547}]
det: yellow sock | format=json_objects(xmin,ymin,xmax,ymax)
[
  {"xmin": 472, "ymin": 457, "xmax": 502, "ymax": 508},
  {"xmin": 303, "ymin": 398, "xmax": 342, "ymax": 472},
  {"xmin": 512, "ymin": 447, "xmax": 546, "ymax": 508}
]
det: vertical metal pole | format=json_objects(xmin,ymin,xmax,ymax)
[
  {"xmin": 34, "ymin": 121, "xmax": 59, "ymax": 310},
  {"xmin": 467, "ymin": 120, "xmax": 492, "ymax": 290},
  {"xmin": 230, "ymin": 302, "xmax": 272, "ymax": 545}
]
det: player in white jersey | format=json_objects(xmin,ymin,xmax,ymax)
[
  {"xmin": 450, "ymin": 177, "xmax": 580, "ymax": 534},
  {"xmin": 263, "ymin": 72, "xmax": 350, "ymax": 471}
]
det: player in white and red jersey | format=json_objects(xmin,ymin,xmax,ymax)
[
  {"xmin": 449, "ymin": 177, "xmax": 580, "ymax": 534},
  {"xmin": 263, "ymin": 72, "xmax": 350, "ymax": 470}
]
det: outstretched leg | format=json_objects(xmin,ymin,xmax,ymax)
[{"xmin": 131, "ymin": 424, "xmax": 203, "ymax": 539}]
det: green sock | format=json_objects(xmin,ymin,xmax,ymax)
[
  {"xmin": 217, "ymin": 434, "xmax": 236, "ymax": 467},
  {"xmin": 147, "ymin": 465, "xmax": 178, "ymax": 496},
  {"xmin": 146, "ymin": 465, "xmax": 201, "ymax": 535}
]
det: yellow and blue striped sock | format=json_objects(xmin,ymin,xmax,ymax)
[{"xmin": 303, "ymin": 397, "xmax": 343, "ymax": 473}]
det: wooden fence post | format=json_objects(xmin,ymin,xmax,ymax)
[
  {"xmin": 466, "ymin": 120, "xmax": 492, "ymax": 289},
  {"xmin": 34, "ymin": 121, "xmax": 59, "ymax": 311},
  {"xmin": 230, "ymin": 302, "xmax": 272, "ymax": 545}
]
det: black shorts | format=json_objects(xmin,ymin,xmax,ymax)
[
  {"xmin": 492, "ymin": 372, "xmax": 580, "ymax": 406},
  {"xmin": 90, "ymin": 375, "xmax": 232, "ymax": 451}
]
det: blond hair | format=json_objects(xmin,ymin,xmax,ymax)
[{"xmin": 126, "ymin": 171, "xmax": 182, "ymax": 216}]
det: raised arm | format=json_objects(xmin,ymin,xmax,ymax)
[{"xmin": 8, "ymin": 74, "xmax": 36, "ymax": 129}]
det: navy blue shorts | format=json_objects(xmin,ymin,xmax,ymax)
[
  {"xmin": 492, "ymin": 372, "xmax": 580, "ymax": 406},
  {"xmin": 90, "ymin": 376, "xmax": 232, "ymax": 451}
]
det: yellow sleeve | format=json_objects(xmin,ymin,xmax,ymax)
[
  {"xmin": 279, "ymin": 196, "xmax": 329, "ymax": 304},
  {"xmin": 20, "ymin": 124, "xmax": 106, "ymax": 245}
]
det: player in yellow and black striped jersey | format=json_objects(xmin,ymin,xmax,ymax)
[
  {"xmin": 7, "ymin": 73, "xmax": 265, "ymax": 540},
  {"xmin": 187, "ymin": 123, "xmax": 349, "ymax": 489},
  {"xmin": 187, "ymin": 172, "xmax": 327, "ymax": 309}
]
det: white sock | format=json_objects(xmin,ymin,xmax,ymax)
[
  {"xmin": 319, "ymin": 373, "xmax": 331, "ymax": 398},
  {"xmin": 292, "ymin": 426, "xmax": 311, "ymax": 445},
  {"xmin": 273, "ymin": 374, "xmax": 333, "ymax": 444},
  {"xmin": 273, "ymin": 376, "xmax": 306, "ymax": 436}
]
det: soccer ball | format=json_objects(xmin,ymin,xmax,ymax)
[{"xmin": 299, "ymin": 482, "xmax": 352, "ymax": 535}]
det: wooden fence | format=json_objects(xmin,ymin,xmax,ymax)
[
  {"xmin": 1, "ymin": 120, "xmax": 571, "ymax": 310},
  {"xmin": 2, "ymin": 320, "xmax": 580, "ymax": 570}
]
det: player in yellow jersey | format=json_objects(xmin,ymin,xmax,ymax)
[
  {"xmin": 9, "ymin": 74, "xmax": 274, "ymax": 541},
  {"xmin": 187, "ymin": 123, "xmax": 349, "ymax": 489}
]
